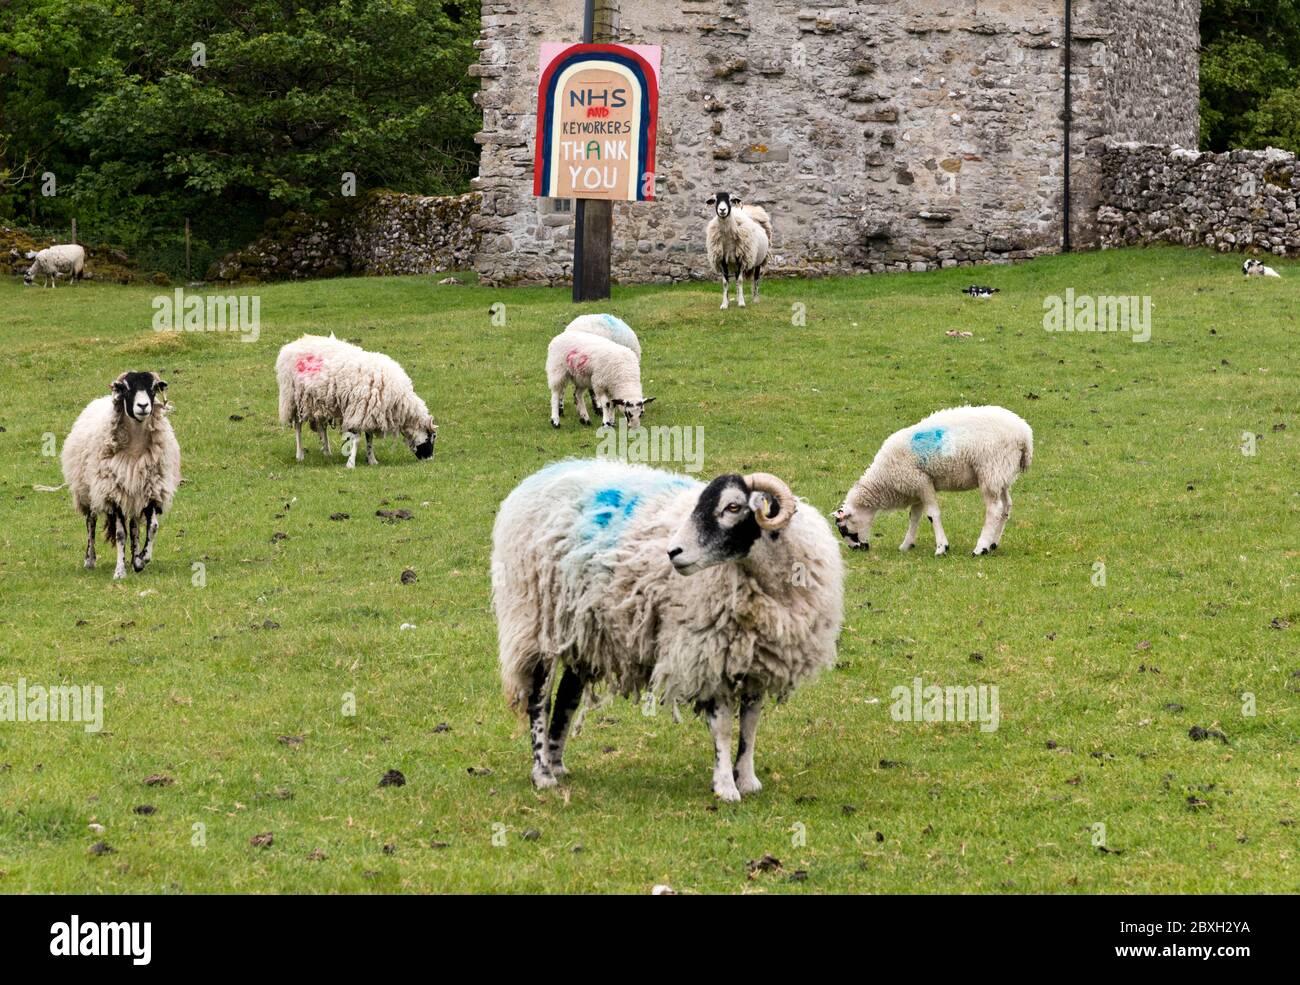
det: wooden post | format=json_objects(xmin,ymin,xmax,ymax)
[
  {"xmin": 70, "ymin": 217, "xmax": 77, "ymax": 244},
  {"xmin": 572, "ymin": 0, "xmax": 620, "ymax": 302},
  {"xmin": 185, "ymin": 218, "xmax": 192, "ymax": 280}
]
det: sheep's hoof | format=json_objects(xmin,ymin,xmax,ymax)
[
  {"xmin": 735, "ymin": 773, "xmax": 762, "ymax": 796},
  {"xmin": 550, "ymin": 763, "xmax": 568, "ymax": 778},
  {"xmin": 84, "ymin": 558, "xmax": 95, "ymax": 570},
  {"xmin": 551, "ymin": 420, "xmax": 560, "ymax": 429},
  {"xmin": 973, "ymin": 547, "xmax": 988, "ymax": 556},
  {"xmin": 580, "ymin": 418, "xmax": 591, "ymax": 427},
  {"xmin": 720, "ymin": 301, "xmax": 729, "ymax": 310},
  {"xmin": 531, "ymin": 766, "xmax": 558, "ymax": 789},
  {"xmin": 899, "ymin": 542, "xmax": 914, "ymax": 552},
  {"xmin": 132, "ymin": 556, "xmax": 146, "ymax": 572},
  {"xmin": 112, "ymin": 568, "xmax": 127, "ymax": 580},
  {"xmin": 935, "ymin": 545, "xmax": 949, "ymax": 556},
  {"xmin": 990, "ymin": 542, "xmax": 998, "ymax": 550}
]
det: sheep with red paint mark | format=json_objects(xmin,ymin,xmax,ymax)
[
  {"xmin": 545, "ymin": 330, "xmax": 653, "ymax": 430},
  {"xmin": 276, "ymin": 334, "xmax": 437, "ymax": 467}
]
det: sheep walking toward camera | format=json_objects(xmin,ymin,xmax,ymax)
[
  {"xmin": 61, "ymin": 372, "xmax": 181, "ymax": 579},
  {"xmin": 834, "ymin": 406, "xmax": 1033, "ymax": 557},
  {"xmin": 546, "ymin": 330, "xmax": 653, "ymax": 430},
  {"xmin": 706, "ymin": 191, "xmax": 771, "ymax": 309},
  {"xmin": 492, "ymin": 460, "xmax": 843, "ymax": 801},
  {"xmin": 24, "ymin": 244, "xmax": 85, "ymax": 287},
  {"xmin": 276, "ymin": 334, "xmax": 437, "ymax": 467}
]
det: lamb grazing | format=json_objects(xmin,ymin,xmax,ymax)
[
  {"xmin": 24, "ymin": 244, "xmax": 86, "ymax": 287},
  {"xmin": 276, "ymin": 334, "xmax": 437, "ymax": 468},
  {"xmin": 834, "ymin": 406, "xmax": 1033, "ymax": 557},
  {"xmin": 61, "ymin": 372, "xmax": 181, "ymax": 579},
  {"xmin": 1243, "ymin": 258, "xmax": 1281, "ymax": 278},
  {"xmin": 705, "ymin": 191, "xmax": 771, "ymax": 309},
  {"xmin": 546, "ymin": 330, "xmax": 653, "ymax": 430},
  {"xmin": 492, "ymin": 460, "xmax": 843, "ymax": 801}
]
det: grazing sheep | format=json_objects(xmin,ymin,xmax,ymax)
[
  {"xmin": 492, "ymin": 460, "xmax": 844, "ymax": 800},
  {"xmin": 61, "ymin": 372, "xmax": 181, "ymax": 579},
  {"xmin": 24, "ymin": 244, "xmax": 85, "ymax": 287},
  {"xmin": 834, "ymin": 406, "xmax": 1033, "ymax": 557},
  {"xmin": 705, "ymin": 192, "xmax": 772, "ymax": 309},
  {"xmin": 546, "ymin": 330, "xmax": 653, "ymax": 430},
  {"xmin": 276, "ymin": 334, "xmax": 437, "ymax": 468},
  {"xmin": 565, "ymin": 313, "xmax": 642, "ymax": 360},
  {"xmin": 1243, "ymin": 259, "xmax": 1281, "ymax": 278}
]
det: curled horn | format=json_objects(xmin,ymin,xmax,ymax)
[{"xmin": 745, "ymin": 472, "xmax": 796, "ymax": 531}]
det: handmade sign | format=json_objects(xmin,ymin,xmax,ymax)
[{"xmin": 533, "ymin": 42, "xmax": 661, "ymax": 202}]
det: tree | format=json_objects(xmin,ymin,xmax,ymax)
[{"xmin": 1201, "ymin": 0, "xmax": 1300, "ymax": 151}]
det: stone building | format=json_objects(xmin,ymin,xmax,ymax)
[{"xmin": 471, "ymin": 0, "xmax": 1200, "ymax": 285}]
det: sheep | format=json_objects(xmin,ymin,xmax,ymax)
[
  {"xmin": 60, "ymin": 371, "xmax": 181, "ymax": 579},
  {"xmin": 564, "ymin": 313, "xmax": 642, "ymax": 360},
  {"xmin": 492, "ymin": 460, "xmax": 844, "ymax": 801},
  {"xmin": 24, "ymin": 244, "xmax": 85, "ymax": 288},
  {"xmin": 833, "ymin": 405, "xmax": 1033, "ymax": 557},
  {"xmin": 276, "ymin": 334, "xmax": 437, "ymax": 468},
  {"xmin": 1243, "ymin": 258, "xmax": 1281, "ymax": 278},
  {"xmin": 705, "ymin": 191, "xmax": 772, "ymax": 309},
  {"xmin": 546, "ymin": 330, "xmax": 653, "ymax": 430}
]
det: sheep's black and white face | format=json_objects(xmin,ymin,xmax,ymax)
[
  {"xmin": 666, "ymin": 474, "xmax": 773, "ymax": 575},
  {"xmin": 405, "ymin": 419, "xmax": 437, "ymax": 460},
  {"xmin": 607, "ymin": 397, "xmax": 655, "ymax": 430},
  {"xmin": 112, "ymin": 371, "xmax": 167, "ymax": 423},
  {"xmin": 1243, "ymin": 259, "xmax": 1261, "ymax": 276},
  {"xmin": 832, "ymin": 502, "xmax": 874, "ymax": 551},
  {"xmin": 706, "ymin": 191, "xmax": 740, "ymax": 220}
]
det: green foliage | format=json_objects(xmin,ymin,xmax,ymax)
[
  {"xmin": 1, "ymin": 1, "xmax": 480, "ymax": 270},
  {"xmin": 1201, "ymin": 0, "xmax": 1300, "ymax": 151}
]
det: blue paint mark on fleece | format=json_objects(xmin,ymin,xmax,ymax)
[
  {"xmin": 910, "ymin": 427, "xmax": 950, "ymax": 465},
  {"xmin": 589, "ymin": 487, "xmax": 641, "ymax": 531},
  {"xmin": 599, "ymin": 313, "xmax": 635, "ymax": 347}
]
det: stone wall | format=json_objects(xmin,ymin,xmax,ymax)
[
  {"xmin": 207, "ymin": 190, "xmax": 480, "ymax": 282},
  {"xmin": 472, "ymin": 0, "xmax": 1201, "ymax": 286},
  {"xmin": 1099, "ymin": 143, "xmax": 1300, "ymax": 255}
]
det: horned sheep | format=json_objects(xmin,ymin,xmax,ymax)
[
  {"xmin": 60, "ymin": 371, "xmax": 181, "ymax": 579},
  {"xmin": 834, "ymin": 405, "xmax": 1033, "ymax": 557},
  {"xmin": 276, "ymin": 334, "xmax": 437, "ymax": 467},
  {"xmin": 546, "ymin": 330, "xmax": 653, "ymax": 430},
  {"xmin": 491, "ymin": 460, "xmax": 844, "ymax": 801},
  {"xmin": 705, "ymin": 191, "xmax": 772, "ymax": 309},
  {"xmin": 24, "ymin": 244, "xmax": 85, "ymax": 287}
]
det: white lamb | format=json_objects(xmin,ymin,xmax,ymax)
[
  {"xmin": 705, "ymin": 191, "xmax": 772, "ymax": 309},
  {"xmin": 492, "ymin": 461, "xmax": 844, "ymax": 800},
  {"xmin": 61, "ymin": 371, "xmax": 181, "ymax": 579},
  {"xmin": 276, "ymin": 334, "xmax": 437, "ymax": 468},
  {"xmin": 546, "ymin": 330, "xmax": 653, "ymax": 430},
  {"xmin": 24, "ymin": 244, "xmax": 86, "ymax": 287},
  {"xmin": 834, "ymin": 406, "xmax": 1033, "ymax": 557}
]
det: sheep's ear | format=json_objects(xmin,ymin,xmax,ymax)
[
  {"xmin": 705, "ymin": 196, "xmax": 716, "ymax": 206},
  {"xmin": 732, "ymin": 197, "xmax": 743, "ymax": 206},
  {"xmin": 642, "ymin": 396, "xmax": 656, "ymax": 405},
  {"xmin": 110, "ymin": 374, "xmax": 128, "ymax": 394},
  {"xmin": 154, "ymin": 378, "xmax": 168, "ymax": 392}
]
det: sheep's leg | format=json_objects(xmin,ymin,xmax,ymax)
[
  {"xmin": 703, "ymin": 699, "xmax": 740, "ymax": 802},
  {"xmin": 587, "ymin": 388, "xmax": 598, "ymax": 422},
  {"xmin": 921, "ymin": 488, "xmax": 949, "ymax": 556},
  {"xmin": 734, "ymin": 695, "xmax": 763, "ymax": 795},
  {"xmin": 736, "ymin": 268, "xmax": 747, "ymax": 308},
  {"xmin": 973, "ymin": 486, "xmax": 1002, "ymax": 555},
  {"xmin": 138, "ymin": 503, "xmax": 159, "ymax": 566},
  {"xmin": 293, "ymin": 420, "xmax": 304, "ymax": 461},
  {"xmin": 527, "ymin": 663, "xmax": 557, "ymax": 789},
  {"xmin": 720, "ymin": 262, "xmax": 731, "ymax": 310},
  {"xmin": 991, "ymin": 489, "xmax": 1012, "ymax": 549},
  {"xmin": 900, "ymin": 503, "xmax": 923, "ymax": 551},
  {"xmin": 752, "ymin": 264, "xmax": 763, "ymax": 303},
  {"xmin": 111, "ymin": 507, "xmax": 128, "ymax": 579},
  {"xmin": 574, "ymin": 384, "xmax": 591, "ymax": 426},
  {"xmin": 550, "ymin": 386, "xmax": 563, "ymax": 428},
  {"xmin": 365, "ymin": 431, "xmax": 377, "ymax": 466},
  {"xmin": 317, "ymin": 422, "xmax": 332, "ymax": 456},
  {"xmin": 343, "ymin": 431, "xmax": 359, "ymax": 468},
  {"xmin": 129, "ymin": 515, "xmax": 144, "ymax": 572},
  {"xmin": 84, "ymin": 513, "xmax": 97, "ymax": 570},
  {"xmin": 546, "ymin": 665, "xmax": 584, "ymax": 777}
]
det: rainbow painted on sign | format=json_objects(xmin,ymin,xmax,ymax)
[{"xmin": 533, "ymin": 43, "xmax": 660, "ymax": 202}]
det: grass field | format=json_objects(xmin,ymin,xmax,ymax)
[{"xmin": 0, "ymin": 246, "xmax": 1296, "ymax": 894}]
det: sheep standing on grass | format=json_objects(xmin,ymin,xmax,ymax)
[
  {"xmin": 492, "ymin": 460, "xmax": 843, "ymax": 801},
  {"xmin": 706, "ymin": 192, "xmax": 772, "ymax": 309},
  {"xmin": 276, "ymin": 334, "xmax": 437, "ymax": 467},
  {"xmin": 834, "ymin": 406, "xmax": 1033, "ymax": 557},
  {"xmin": 61, "ymin": 372, "xmax": 181, "ymax": 579},
  {"xmin": 546, "ymin": 330, "xmax": 653, "ymax": 429},
  {"xmin": 24, "ymin": 244, "xmax": 85, "ymax": 287},
  {"xmin": 564, "ymin": 314, "xmax": 642, "ymax": 421}
]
